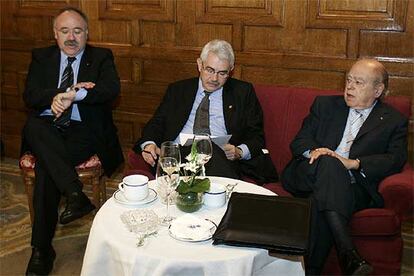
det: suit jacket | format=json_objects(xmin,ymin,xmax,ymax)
[
  {"xmin": 282, "ymin": 95, "xmax": 408, "ymax": 207},
  {"xmin": 23, "ymin": 44, "xmax": 124, "ymax": 176},
  {"xmin": 134, "ymin": 77, "xmax": 266, "ymax": 158}
]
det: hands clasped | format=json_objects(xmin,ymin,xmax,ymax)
[
  {"xmin": 52, "ymin": 82, "xmax": 95, "ymax": 118},
  {"xmin": 309, "ymin": 148, "xmax": 359, "ymax": 170}
]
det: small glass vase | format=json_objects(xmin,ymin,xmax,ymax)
[{"xmin": 176, "ymin": 192, "xmax": 204, "ymax": 213}]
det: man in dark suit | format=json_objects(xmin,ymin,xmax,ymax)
[
  {"xmin": 22, "ymin": 7, "xmax": 123, "ymax": 275},
  {"xmin": 282, "ymin": 59, "xmax": 407, "ymax": 275},
  {"xmin": 134, "ymin": 39, "xmax": 274, "ymax": 179}
]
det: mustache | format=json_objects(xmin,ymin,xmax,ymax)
[{"xmin": 64, "ymin": 40, "xmax": 78, "ymax": 47}]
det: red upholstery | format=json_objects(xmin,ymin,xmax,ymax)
[
  {"xmin": 126, "ymin": 84, "xmax": 413, "ymax": 275},
  {"xmin": 255, "ymin": 85, "xmax": 412, "ymax": 275}
]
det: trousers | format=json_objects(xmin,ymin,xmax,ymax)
[{"xmin": 22, "ymin": 116, "xmax": 96, "ymax": 249}]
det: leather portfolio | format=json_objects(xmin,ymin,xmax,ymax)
[{"xmin": 212, "ymin": 192, "xmax": 311, "ymax": 255}]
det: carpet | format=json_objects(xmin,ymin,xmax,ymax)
[{"xmin": 0, "ymin": 158, "xmax": 121, "ymax": 275}]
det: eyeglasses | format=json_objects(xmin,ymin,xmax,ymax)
[
  {"xmin": 56, "ymin": 27, "xmax": 87, "ymax": 36},
  {"xmin": 202, "ymin": 64, "xmax": 230, "ymax": 78},
  {"xmin": 346, "ymin": 76, "xmax": 368, "ymax": 88}
]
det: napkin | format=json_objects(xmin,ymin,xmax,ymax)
[{"xmin": 170, "ymin": 214, "xmax": 214, "ymax": 241}]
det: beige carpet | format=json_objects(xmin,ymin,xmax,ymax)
[
  {"xmin": 0, "ymin": 158, "xmax": 122, "ymax": 275},
  {"xmin": 0, "ymin": 158, "xmax": 412, "ymax": 275}
]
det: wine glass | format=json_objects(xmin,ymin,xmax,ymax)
[
  {"xmin": 192, "ymin": 134, "xmax": 212, "ymax": 176},
  {"xmin": 159, "ymin": 156, "xmax": 179, "ymax": 225},
  {"xmin": 157, "ymin": 141, "xmax": 181, "ymax": 205},
  {"xmin": 160, "ymin": 141, "xmax": 181, "ymax": 164}
]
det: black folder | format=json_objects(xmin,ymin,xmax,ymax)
[{"xmin": 212, "ymin": 192, "xmax": 311, "ymax": 255}]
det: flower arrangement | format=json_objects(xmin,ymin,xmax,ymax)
[{"xmin": 176, "ymin": 142, "xmax": 211, "ymax": 194}]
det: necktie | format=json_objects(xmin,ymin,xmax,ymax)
[
  {"xmin": 193, "ymin": 91, "xmax": 212, "ymax": 135},
  {"xmin": 343, "ymin": 109, "xmax": 364, "ymax": 154},
  {"xmin": 54, "ymin": 57, "xmax": 76, "ymax": 129}
]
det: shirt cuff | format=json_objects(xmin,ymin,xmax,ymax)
[
  {"xmin": 141, "ymin": 141, "xmax": 156, "ymax": 151},
  {"xmin": 303, "ymin": 150, "xmax": 311, "ymax": 158},
  {"xmin": 74, "ymin": 88, "xmax": 87, "ymax": 101},
  {"xmin": 238, "ymin": 144, "xmax": 251, "ymax": 160}
]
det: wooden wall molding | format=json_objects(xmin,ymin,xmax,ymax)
[
  {"xmin": 307, "ymin": 0, "xmax": 407, "ymax": 31},
  {"xmin": 1, "ymin": 0, "xmax": 413, "ymax": 164},
  {"xmin": 98, "ymin": 0, "xmax": 176, "ymax": 22}
]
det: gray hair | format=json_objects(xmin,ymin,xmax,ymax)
[{"xmin": 200, "ymin": 39, "xmax": 235, "ymax": 69}]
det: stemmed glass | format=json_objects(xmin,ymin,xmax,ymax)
[
  {"xmin": 160, "ymin": 141, "xmax": 181, "ymax": 164},
  {"xmin": 158, "ymin": 156, "xmax": 180, "ymax": 225},
  {"xmin": 157, "ymin": 141, "xmax": 181, "ymax": 225},
  {"xmin": 192, "ymin": 134, "xmax": 212, "ymax": 176},
  {"xmin": 156, "ymin": 141, "xmax": 181, "ymax": 205}
]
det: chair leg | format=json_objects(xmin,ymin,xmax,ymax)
[
  {"xmin": 100, "ymin": 174, "xmax": 107, "ymax": 206},
  {"xmin": 22, "ymin": 173, "xmax": 35, "ymax": 226},
  {"xmin": 91, "ymin": 173, "xmax": 101, "ymax": 209}
]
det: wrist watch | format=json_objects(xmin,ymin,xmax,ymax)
[
  {"xmin": 66, "ymin": 85, "xmax": 79, "ymax": 92},
  {"xmin": 236, "ymin": 146, "xmax": 243, "ymax": 159}
]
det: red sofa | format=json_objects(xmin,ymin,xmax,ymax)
[{"xmin": 126, "ymin": 85, "xmax": 413, "ymax": 275}]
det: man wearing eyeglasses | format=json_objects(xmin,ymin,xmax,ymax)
[
  {"xmin": 22, "ymin": 7, "xmax": 123, "ymax": 275},
  {"xmin": 134, "ymin": 39, "xmax": 276, "ymax": 180}
]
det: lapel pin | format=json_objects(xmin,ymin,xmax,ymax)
[{"xmin": 229, "ymin": 105, "xmax": 233, "ymax": 109}]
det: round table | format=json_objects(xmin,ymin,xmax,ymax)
[{"xmin": 81, "ymin": 176, "xmax": 304, "ymax": 276}]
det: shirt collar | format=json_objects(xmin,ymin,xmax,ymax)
[
  {"xmin": 351, "ymin": 100, "xmax": 377, "ymax": 117},
  {"xmin": 60, "ymin": 49, "xmax": 85, "ymax": 65}
]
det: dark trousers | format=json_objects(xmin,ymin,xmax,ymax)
[
  {"xmin": 282, "ymin": 155, "xmax": 371, "ymax": 271},
  {"xmin": 22, "ymin": 116, "xmax": 96, "ymax": 249}
]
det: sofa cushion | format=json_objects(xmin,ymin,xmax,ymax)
[{"xmin": 350, "ymin": 208, "xmax": 400, "ymax": 236}]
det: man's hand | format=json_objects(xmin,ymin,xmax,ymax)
[
  {"xmin": 52, "ymin": 82, "xmax": 96, "ymax": 118},
  {"xmin": 309, "ymin": 147, "xmax": 360, "ymax": 170},
  {"xmin": 141, "ymin": 144, "xmax": 160, "ymax": 167},
  {"xmin": 73, "ymin": 81, "xmax": 95, "ymax": 90},
  {"xmin": 308, "ymin": 147, "xmax": 333, "ymax": 164},
  {"xmin": 51, "ymin": 91, "xmax": 76, "ymax": 118},
  {"xmin": 223, "ymin": 144, "xmax": 242, "ymax": 161}
]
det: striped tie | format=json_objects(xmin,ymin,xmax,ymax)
[
  {"xmin": 54, "ymin": 57, "xmax": 76, "ymax": 129},
  {"xmin": 343, "ymin": 109, "xmax": 364, "ymax": 153}
]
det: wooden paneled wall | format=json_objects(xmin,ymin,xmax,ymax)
[{"xmin": 1, "ymin": 0, "xmax": 413, "ymax": 164}]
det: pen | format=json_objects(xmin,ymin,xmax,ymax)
[{"xmin": 142, "ymin": 150, "xmax": 152, "ymax": 154}]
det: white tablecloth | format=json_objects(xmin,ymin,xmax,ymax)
[{"xmin": 81, "ymin": 177, "xmax": 304, "ymax": 276}]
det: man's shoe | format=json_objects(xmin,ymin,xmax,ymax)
[
  {"xmin": 26, "ymin": 246, "xmax": 56, "ymax": 275},
  {"xmin": 60, "ymin": 191, "xmax": 95, "ymax": 224},
  {"xmin": 339, "ymin": 249, "xmax": 373, "ymax": 275}
]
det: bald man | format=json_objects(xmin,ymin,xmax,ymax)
[{"xmin": 282, "ymin": 59, "xmax": 408, "ymax": 275}]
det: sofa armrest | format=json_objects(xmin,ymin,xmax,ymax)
[
  {"xmin": 378, "ymin": 163, "xmax": 413, "ymax": 221},
  {"xmin": 126, "ymin": 150, "xmax": 155, "ymax": 179}
]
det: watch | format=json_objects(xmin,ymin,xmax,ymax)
[
  {"xmin": 66, "ymin": 85, "xmax": 79, "ymax": 92},
  {"xmin": 236, "ymin": 146, "xmax": 243, "ymax": 159}
]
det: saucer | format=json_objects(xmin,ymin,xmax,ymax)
[
  {"xmin": 113, "ymin": 188, "xmax": 157, "ymax": 206},
  {"xmin": 168, "ymin": 214, "xmax": 217, "ymax": 242}
]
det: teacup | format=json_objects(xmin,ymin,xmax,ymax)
[
  {"xmin": 118, "ymin": 174, "xmax": 149, "ymax": 202},
  {"xmin": 204, "ymin": 182, "xmax": 226, "ymax": 208}
]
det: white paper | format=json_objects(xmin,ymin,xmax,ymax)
[{"xmin": 179, "ymin": 133, "xmax": 232, "ymax": 147}]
